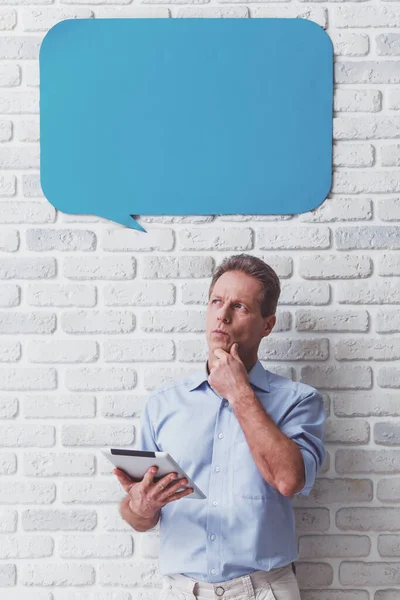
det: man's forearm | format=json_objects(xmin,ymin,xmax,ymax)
[
  {"xmin": 229, "ymin": 386, "xmax": 305, "ymax": 497},
  {"xmin": 119, "ymin": 496, "xmax": 160, "ymax": 532}
]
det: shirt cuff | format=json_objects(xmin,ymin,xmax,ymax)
[{"xmin": 296, "ymin": 447, "xmax": 317, "ymax": 496}]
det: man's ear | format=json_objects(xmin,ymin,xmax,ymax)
[{"xmin": 262, "ymin": 315, "xmax": 276, "ymax": 338}]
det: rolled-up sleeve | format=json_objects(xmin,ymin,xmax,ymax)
[
  {"xmin": 280, "ymin": 389, "xmax": 326, "ymax": 496},
  {"xmin": 139, "ymin": 397, "xmax": 161, "ymax": 452}
]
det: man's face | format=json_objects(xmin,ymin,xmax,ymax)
[{"xmin": 206, "ymin": 270, "xmax": 275, "ymax": 362}]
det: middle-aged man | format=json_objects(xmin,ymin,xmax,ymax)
[{"xmin": 114, "ymin": 253, "xmax": 326, "ymax": 600}]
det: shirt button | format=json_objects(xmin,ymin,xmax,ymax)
[
  {"xmin": 215, "ymin": 466, "xmax": 220, "ymax": 473},
  {"xmin": 211, "ymin": 569, "xmax": 217, "ymax": 575},
  {"xmin": 210, "ymin": 534, "xmax": 216, "ymax": 541},
  {"xmin": 224, "ymin": 401, "xmax": 229, "ymax": 408},
  {"xmin": 212, "ymin": 500, "xmax": 218, "ymax": 506},
  {"xmin": 218, "ymin": 433, "xmax": 224, "ymax": 439}
]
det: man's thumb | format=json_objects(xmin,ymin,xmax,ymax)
[{"xmin": 231, "ymin": 343, "xmax": 239, "ymax": 356}]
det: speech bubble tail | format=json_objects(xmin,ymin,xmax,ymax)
[{"xmin": 112, "ymin": 214, "xmax": 147, "ymax": 233}]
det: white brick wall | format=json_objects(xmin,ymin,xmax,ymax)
[{"xmin": 0, "ymin": 2, "xmax": 398, "ymax": 598}]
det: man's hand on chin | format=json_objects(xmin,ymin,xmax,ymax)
[{"xmin": 207, "ymin": 343, "xmax": 250, "ymax": 402}]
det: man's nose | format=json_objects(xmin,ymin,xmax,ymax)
[{"xmin": 217, "ymin": 306, "xmax": 230, "ymax": 323}]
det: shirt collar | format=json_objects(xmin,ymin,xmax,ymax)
[{"xmin": 187, "ymin": 358, "xmax": 270, "ymax": 393}]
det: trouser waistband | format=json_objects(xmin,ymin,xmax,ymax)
[{"xmin": 163, "ymin": 563, "xmax": 296, "ymax": 598}]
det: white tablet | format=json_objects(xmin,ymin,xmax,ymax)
[{"xmin": 102, "ymin": 448, "xmax": 206, "ymax": 500}]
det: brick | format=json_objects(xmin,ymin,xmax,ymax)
[
  {"xmin": 336, "ymin": 5, "xmax": 400, "ymax": 28},
  {"xmin": 102, "ymin": 227, "xmax": 174, "ymax": 251},
  {"xmin": 61, "ymin": 310, "xmax": 135, "ymax": 334},
  {"xmin": 104, "ymin": 282, "xmax": 175, "ymax": 306},
  {"xmin": 334, "ymin": 117, "xmax": 400, "ymax": 140},
  {"xmin": 299, "ymin": 196, "xmax": 372, "ymax": 222},
  {"xmin": 0, "ymin": 481, "xmax": 55, "ymax": 504},
  {"xmin": 298, "ymin": 535, "xmax": 370, "ymax": 559},
  {"xmin": 94, "ymin": 6, "xmax": 169, "ymax": 16},
  {"xmin": 0, "ymin": 368, "xmax": 56, "ymax": 390},
  {"xmin": 335, "ymin": 61, "xmax": 400, "ymax": 84},
  {"xmin": 218, "ymin": 215, "xmax": 292, "ymax": 222},
  {"xmin": 378, "ymin": 254, "xmax": 400, "ymax": 276},
  {"xmin": 28, "ymin": 284, "xmax": 96, "ymax": 307},
  {"xmin": 0, "ymin": 36, "xmax": 42, "ymax": 59},
  {"xmin": 333, "ymin": 143, "xmax": 374, "ymax": 167},
  {"xmin": 340, "ymin": 562, "xmax": 400, "ymax": 586},
  {"xmin": 375, "ymin": 422, "xmax": 400, "ymax": 446},
  {"xmin": 62, "ymin": 424, "xmax": 134, "ymax": 446},
  {"xmin": 15, "ymin": 118, "xmax": 39, "ymax": 142},
  {"xmin": 279, "ymin": 282, "xmax": 331, "ymax": 305},
  {"xmin": 0, "ymin": 535, "xmax": 53, "ymax": 558},
  {"xmin": 379, "ymin": 535, "xmax": 400, "ymax": 557},
  {"xmin": 176, "ymin": 6, "xmax": 248, "ymax": 17},
  {"xmin": 20, "ymin": 563, "xmax": 94, "ymax": 586},
  {"xmin": 22, "ymin": 7, "xmax": 93, "ymax": 30},
  {"xmin": 378, "ymin": 197, "xmax": 400, "ymax": 221},
  {"xmin": 63, "ymin": 256, "xmax": 135, "ymax": 280},
  {"xmin": 334, "ymin": 89, "xmax": 381, "ymax": 112},
  {"xmin": 144, "ymin": 366, "xmax": 196, "ymax": 391},
  {"xmin": 336, "ymin": 226, "xmax": 400, "ymax": 249},
  {"xmin": 330, "ymin": 33, "xmax": 369, "ymax": 57},
  {"xmin": 326, "ymin": 419, "xmax": 369, "ymax": 444},
  {"xmin": 142, "ymin": 309, "xmax": 205, "ymax": 332},
  {"xmin": 301, "ymin": 593, "xmax": 368, "ymax": 600},
  {"xmin": 378, "ymin": 367, "xmax": 400, "ymax": 388},
  {"xmin": 338, "ymin": 281, "xmax": 400, "ymax": 304},
  {"xmin": 62, "ymin": 480, "xmax": 124, "ymax": 504},
  {"xmin": 140, "ymin": 215, "xmax": 214, "ymax": 224},
  {"xmin": 259, "ymin": 338, "xmax": 328, "ymax": 361},
  {"xmin": 0, "ymin": 341, "xmax": 19, "ymax": 362},
  {"xmin": 377, "ymin": 33, "xmax": 400, "ymax": 56},
  {"xmin": 104, "ymin": 339, "xmax": 174, "ymax": 362},
  {"xmin": 295, "ymin": 563, "xmax": 333, "ymax": 588},
  {"xmin": 4, "ymin": 593, "xmax": 51, "ymax": 600},
  {"xmin": 0, "ymin": 564, "xmax": 15, "ymax": 586},
  {"xmin": 296, "ymin": 309, "xmax": 368, "ymax": 332},
  {"xmin": 335, "ymin": 338, "xmax": 400, "ymax": 361},
  {"xmin": 301, "ymin": 366, "xmax": 372, "ymax": 389},
  {"xmin": 0, "ymin": 145, "xmax": 39, "ymax": 168},
  {"xmin": 0, "ymin": 173, "xmax": 16, "ymax": 195},
  {"xmin": 0, "ymin": 229, "xmax": 18, "ymax": 251},
  {"xmin": 59, "ymin": 534, "xmax": 132, "ymax": 558},
  {"xmin": 0, "ymin": 257, "xmax": 56, "ymax": 279},
  {"xmin": 23, "ymin": 63, "xmax": 39, "ymax": 87},
  {"xmin": 0, "ymin": 396, "xmax": 18, "ymax": 418},
  {"xmin": 389, "ymin": 89, "xmax": 400, "ymax": 111},
  {"xmin": 26, "ymin": 229, "xmax": 96, "ymax": 251},
  {"xmin": 0, "ymin": 119, "xmax": 12, "ymax": 141},
  {"xmin": 0, "ymin": 9, "xmax": 16, "ymax": 30},
  {"xmin": 27, "ymin": 340, "xmax": 98, "ymax": 363},
  {"xmin": 251, "ymin": 6, "xmax": 327, "ymax": 29},
  {"xmin": 333, "ymin": 392, "xmax": 400, "ymax": 417},
  {"xmin": 141, "ymin": 255, "xmax": 214, "ymax": 278},
  {"xmin": 293, "ymin": 478, "xmax": 372, "ymax": 506},
  {"xmin": 0, "ymin": 509, "xmax": 17, "ymax": 532},
  {"xmin": 0, "ymin": 201, "xmax": 56, "ymax": 223},
  {"xmin": 66, "ymin": 367, "xmax": 136, "ymax": 391},
  {"xmin": 178, "ymin": 228, "xmax": 252, "ymax": 251},
  {"xmin": 337, "ymin": 507, "xmax": 400, "ymax": 531},
  {"xmin": 102, "ymin": 506, "xmax": 133, "ymax": 531},
  {"xmin": 376, "ymin": 309, "xmax": 400, "ymax": 333},
  {"xmin": 97, "ymin": 562, "xmax": 162, "ymax": 587},
  {"xmin": 336, "ymin": 449, "xmax": 400, "ymax": 474},
  {"xmin": 381, "ymin": 144, "xmax": 400, "ymax": 167},
  {"xmin": 0, "ymin": 425, "xmax": 54, "ymax": 447},
  {"xmin": 24, "ymin": 453, "xmax": 95, "ymax": 476},
  {"xmin": 0, "ymin": 64, "xmax": 20, "ymax": 87},
  {"xmin": 22, "ymin": 173, "xmax": 42, "ymax": 196},
  {"xmin": 100, "ymin": 394, "xmax": 147, "ymax": 418},
  {"xmin": 258, "ymin": 226, "xmax": 330, "ymax": 250},
  {"xmin": 0, "ymin": 312, "xmax": 56, "ymax": 334},
  {"xmin": 0, "ymin": 90, "xmax": 38, "ymax": 114},
  {"xmin": 0, "ymin": 284, "xmax": 19, "ymax": 307},
  {"xmin": 0, "ymin": 452, "xmax": 16, "ymax": 473},
  {"xmin": 23, "ymin": 395, "xmax": 95, "ymax": 419},
  {"xmin": 294, "ymin": 508, "xmax": 330, "ymax": 532},
  {"xmin": 375, "ymin": 592, "xmax": 400, "ymax": 600},
  {"xmin": 377, "ymin": 479, "xmax": 400, "ymax": 502},
  {"xmin": 22, "ymin": 509, "xmax": 97, "ymax": 531},
  {"xmin": 299, "ymin": 255, "xmax": 371, "ymax": 279}
]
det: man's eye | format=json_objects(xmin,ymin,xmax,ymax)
[
  {"xmin": 234, "ymin": 303, "xmax": 244, "ymax": 309},
  {"xmin": 212, "ymin": 299, "xmax": 220, "ymax": 304}
]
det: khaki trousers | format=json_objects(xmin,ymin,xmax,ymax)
[{"xmin": 160, "ymin": 564, "xmax": 301, "ymax": 600}]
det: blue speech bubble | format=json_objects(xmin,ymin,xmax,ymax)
[{"xmin": 40, "ymin": 18, "xmax": 333, "ymax": 232}]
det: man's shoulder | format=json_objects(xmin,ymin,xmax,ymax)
[{"xmin": 267, "ymin": 369, "xmax": 321, "ymax": 400}]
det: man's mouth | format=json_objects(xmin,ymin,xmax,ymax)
[{"xmin": 213, "ymin": 329, "xmax": 229, "ymax": 335}]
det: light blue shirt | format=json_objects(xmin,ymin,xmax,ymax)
[{"xmin": 140, "ymin": 359, "xmax": 326, "ymax": 583}]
